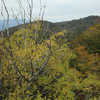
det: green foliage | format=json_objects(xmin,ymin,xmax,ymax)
[
  {"xmin": 81, "ymin": 24, "xmax": 100, "ymax": 54},
  {"xmin": 71, "ymin": 24, "xmax": 100, "ymax": 54},
  {"xmin": 2, "ymin": 16, "xmax": 100, "ymax": 40},
  {"xmin": 1, "ymin": 21, "xmax": 100, "ymax": 100},
  {"xmin": 0, "ymin": 24, "xmax": 76, "ymax": 99}
]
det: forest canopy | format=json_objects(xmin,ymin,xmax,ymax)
[{"xmin": 0, "ymin": 0, "xmax": 100, "ymax": 100}]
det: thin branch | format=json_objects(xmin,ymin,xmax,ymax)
[
  {"xmin": 39, "ymin": 22, "xmax": 49, "ymax": 43},
  {"xmin": 2, "ymin": 44, "xmax": 29, "ymax": 82},
  {"xmin": 41, "ymin": 5, "xmax": 45, "ymax": 20},
  {"xmin": 29, "ymin": 52, "xmax": 52, "ymax": 82},
  {"xmin": 2, "ymin": 0, "xmax": 9, "ymax": 36}
]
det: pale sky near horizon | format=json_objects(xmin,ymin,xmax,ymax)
[{"xmin": 0, "ymin": 0, "xmax": 100, "ymax": 22}]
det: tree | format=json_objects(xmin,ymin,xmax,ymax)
[
  {"xmin": 0, "ymin": 0, "xmax": 76, "ymax": 99},
  {"xmin": 1, "ymin": 0, "xmax": 100, "ymax": 100}
]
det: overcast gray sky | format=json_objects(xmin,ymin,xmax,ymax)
[{"xmin": 0, "ymin": 0, "xmax": 100, "ymax": 22}]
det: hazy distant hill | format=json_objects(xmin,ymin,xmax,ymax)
[
  {"xmin": 0, "ymin": 19, "xmax": 28, "ymax": 31},
  {"xmin": 1, "ymin": 16, "xmax": 100, "ymax": 39}
]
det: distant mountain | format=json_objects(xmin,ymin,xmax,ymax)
[
  {"xmin": 0, "ymin": 19, "xmax": 28, "ymax": 31},
  {"xmin": 1, "ymin": 15, "xmax": 100, "ymax": 39},
  {"xmin": 41, "ymin": 15, "xmax": 100, "ymax": 40},
  {"xmin": 55, "ymin": 15, "xmax": 100, "ymax": 40}
]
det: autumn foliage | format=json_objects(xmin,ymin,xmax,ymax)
[{"xmin": 0, "ymin": 21, "xmax": 100, "ymax": 100}]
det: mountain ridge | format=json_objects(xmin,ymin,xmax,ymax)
[{"xmin": 1, "ymin": 15, "xmax": 100, "ymax": 39}]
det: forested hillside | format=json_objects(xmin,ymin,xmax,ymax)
[
  {"xmin": 0, "ymin": 16, "xmax": 100, "ymax": 99},
  {"xmin": 55, "ymin": 15, "xmax": 100, "ymax": 40},
  {"xmin": 71, "ymin": 24, "xmax": 100, "ymax": 54},
  {"xmin": 1, "ymin": 0, "xmax": 100, "ymax": 99},
  {"xmin": 1, "ymin": 16, "xmax": 100, "ymax": 39}
]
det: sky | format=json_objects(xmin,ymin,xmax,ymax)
[{"xmin": 0, "ymin": 0, "xmax": 100, "ymax": 22}]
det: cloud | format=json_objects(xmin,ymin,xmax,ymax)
[
  {"xmin": 44, "ymin": 0, "xmax": 100, "ymax": 22},
  {"xmin": 0, "ymin": 0, "xmax": 100, "ymax": 22}
]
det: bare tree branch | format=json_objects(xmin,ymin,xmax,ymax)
[
  {"xmin": 2, "ymin": 0, "xmax": 9, "ymax": 36},
  {"xmin": 29, "ymin": 52, "xmax": 52, "ymax": 82}
]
